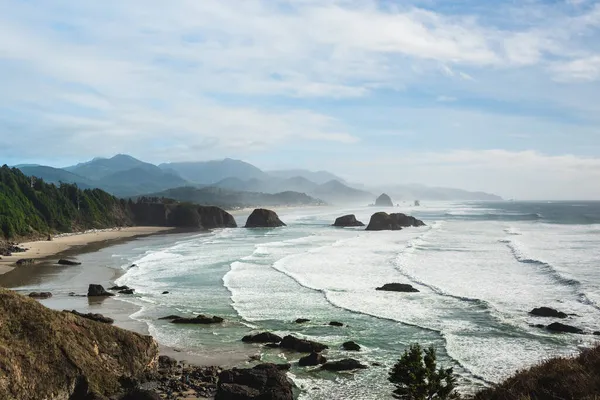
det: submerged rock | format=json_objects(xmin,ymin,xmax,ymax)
[
  {"xmin": 329, "ymin": 321, "xmax": 344, "ymax": 327},
  {"xmin": 244, "ymin": 209, "xmax": 286, "ymax": 228},
  {"xmin": 28, "ymin": 292, "xmax": 52, "ymax": 299},
  {"xmin": 321, "ymin": 359, "xmax": 368, "ymax": 372},
  {"xmin": 67, "ymin": 310, "xmax": 114, "ymax": 324},
  {"xmin": 108, "ymin": 285, "xmax": 130, "ymax": 291},
  {"xmin": 161, "ymin": 291, "xmax": 169, "ymax": 294},
  {"xmin": 242, "ymin": 332, "xmax": 283, "ymax": 344},
  {"xmin": 366, "ymin": 212, "xmax": 425, "ymax": 231},
  {"xmin": 546, "ymin": 322, "xmax": 584, "ymax": 334},
  {"xmin": 374, "ymin": 193, "xmax": 394, "ymax": 207},
  {"xmin": 87, "ymin": 284, "xmax": 115, "ymax": 297},
  {"xmin": 530, "ymin": 307, "xmax": 568, "ymax": 319},
  {"xmin": 280, "ymin": 335, "xmax": 328, "ymax": 353},
  {"xmin": 333, "ymin": 214, "xmax": 365, "ymax": 227},
  {"xmin": 158, "ymin": 315, "xmax": 181, "ymax": 320},
  {"xmin": 376, "ymin": 283, "xmax": 420, "ymax": 293},
  {"xmin": 342, "ymin": 341, "xmax": 361, "ymax": 351},
  {"xmin": 57, "ymin": 259, "xmax": 81, "ymax": 266},
  {"xmin": 119, "ymin": 289, "xmax": 135, "ymax": 295},
  {"xmin": 171, "ymin": 315, "xmax": 224, "ymax": 324},
  {"xmin": 299, "ymin": 352, "xmax": 327, "ymax": 367},
  {"xmin": 295, "ymin": 318, "xmax": 310, "ymax": 324},
  {"xmin": 216, "ymin": 363, "xmax": 293, "ymax": 400}
]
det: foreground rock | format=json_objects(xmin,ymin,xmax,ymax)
[
  {"xmin": 242, "ymin": 332, "xmax": 283, "ymax": 344},
  {"xmin": 245, "ymin": 209, "xmax": 286, "ymax": 228},
  {"xmin": 376, "ymin": 283, "xmax": 420, "ymax": 293},
  {"xmin": 15, "ymin": 258, "xmax": 34, "ymax": 266},
  {"xmin": 546, "ymin": 322, "xmax": 584, "ymax": 334},
  {"xmin": 280, "ymin": 335, "xmax": 328, "ymax": 353},
  {"xmin": 530, "ymin": 307, "xmax": 568, "ymax": 319},
  {"xmin": 216, "ymin": 363, "xmax": 293, "ymax": 400},
  {"xmin": 57, "ymin": 258, "xmax": 81, "ymax": 266},
  {"xmin": 375, "ymin": 193, "xmax": 394, "ymax": 207},
  {"xmin": 299, "ymin": 352, "xmax": 327, "ymax": 366},
  {"xmin": 171, "ymin": 315, "xmax": 224, "ymax": 324},
  {"xmin": 366, "ymin": 212, "xmax": 425, "ymax": 231},
  {"xmin": 198, "ymin": 206, "xmax": 238, "ymax": 229},
  {"xmin": 28, "ymin": 292, "xmax": 52, "ymax": 299},
  {"xmin": 342, "ymin": 341, "xmax": 361, "ymax": 351},
  {"xmin": 88, "ymin": 284, "xmax": 115, "ymax": 297},
  {"xmin": 0, "ymin": 288, "xmax": 158, "ymax": 399},
  {"xmin": 333, "ymin": 214, "xmax": 365, "ymax": 227},
  {"xmin": 120, "ymin": 389, "xmax": 161, "ymax": 400},
  {"xmin": 321, "ymin": 359, "xmax": 368, "ymax": 372},
  {"xmin": 0, "ymin": 241, "xmax": 27, "ymax": 256},
  {"xmin": 67, "ymin": 310, "xmax": 115, "ymax": 324}
]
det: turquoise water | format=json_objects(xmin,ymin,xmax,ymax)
[{"xmin": 15, "ymin": 202, "xmax": 600, "ymax": 399}]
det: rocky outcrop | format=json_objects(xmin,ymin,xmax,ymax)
[
  {"xmin": 158, "ymin": 315, "xmax": 181, "ymax": 320},
  {"xmin": 375, "ymin": 193, "xmax": 394, "ymax": 207},
  {"xmin": 321, "ymin": 359, "xmax": 368, "ymax": 371},
  {"xmin": 299, "ymin": 352, "xmax": 327, "ymax": 367},
  {"xmin": 245, "ymin": 209, "xmax": 286, "ymax": 228},
  {"xmin": 120, "ymin": 389, "xmax": 162, "ymax": 400},
  {"xmin": 119, "ymin": 289, "xmax": 135, "ymax": 295},
  {"xmin": 109, "ymin": 285, "xmax": 131, "ymax": 291},
  {"xmin": 28, "ymin": 292, "xmax": 52, "ymax": 299},
  {"xmin": 170, "ymin": 315, "xmax": 224, "ymax": 324},
  {"xmin": 366, "ymin": 212, "xmax": 425, "ymax": 231},
  {"xmin": 0, "ymin": 288, "xmax": 158, "ymax": 400},
  {"xmin": 216, "ymin": 363, "xmax": 293, "ymax": 400},
  {"xmin": 198, "ymin": 206, "xmax": 238, "ymax": 229},
  {"xmin": 88, "ymin": 284, "xmax": 115, "ymax": 297},
  {"xmin": 333, "ymin": 215, "xmax": 365, "ymax": 227},
  {"xmin": 295, "ymin": 318, "xmax": 310, "ymax": 324},
  {"xmin": 342, "ymin": 341, "xmax": 361, "ymax": 351},
  {"xmin": 242, "ymin": 332, "xmax": 283, "ymax": 344},
  {"xmin": 329, "ymin": 321, "xmax": 344, "ymax": 327},
  {"xmin": 131, "ymin": 202, "xmax": 236, "ymax": 230},
  {"xmin": 376, "ymin": 283, "xmax": 420, "ymax": 293},
  {"xmin": 546, "ymin": 322, "xmax": 584, "ymax": 334},
  {"xmin": 280, "ymin": 335, "xmax": 328, "ymax": 353},
  {"xmin": 57, "ymin": 259, "xmax": 81, "ymax": 266},
  {"xmin": 15, "ymin": 258, "xmax": 35, "ymax": 266},
  {"xmin": 530, "ymin": 307, "xmax": 568, "ymax": 319},
  {"xmin": 67, "ymin": 310, "xmax": 115, "ymax": 324}
]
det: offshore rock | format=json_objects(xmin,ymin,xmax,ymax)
[
  {"xmin": 280, "ymin": 335, "xmax": 328, "ymax": 353},
  {"xmin": 171, "ymin": 315, "xmax": 224, "ymax": 324},
  {"xmin": 299, "ymin": 352, "xmax": 327, "ymax": 367},
  {"xmin": 374, "ymin": 193, "xmax": 394, "ymax": 207},
  {"xmin": 546, "ymin": 322, "xmax": 584, "ymax": 334},
  {"xmin": 530, "ymin": 307, "xmax": 568, "ymax": 319},
  {"xmin": 321, "ymin": 359, "xmax": 368, "ymax": 372},
  {"xmin": 88, "ymin": 284, "xmax": 115, "ymax": 297},
  {"xmin": 366, "ymin": 212, "xmax": 425, "ymax": 231},
  {"xmin": 376, "ymin": 283, "xmax": 420, "ymax": 293},
  {"xmin": 242, "ymin": 332, "xmax": 283, "ymax": 344},
  {"xmin": 245, "ymin": 209, "xmax": 286, "ymax": 228},
  {"xmin": 57, "ymin": 259, "xmax": 81, "ymax": 266},
  {"xmin": 342, "ymin": 341, "xmax": 361, "ymax": 351},
  {"xmin": 333, "ymin": 214, "xmax": 365, "ymax": 227}
]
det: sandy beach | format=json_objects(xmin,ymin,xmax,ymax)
[{"xmin": 0, "ymin": 227, "xmax": 173, "ymax": 274}]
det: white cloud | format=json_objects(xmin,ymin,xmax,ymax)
[{"xmin": 551, "ymin": 55, "xmax": 600, "ymax": 82}]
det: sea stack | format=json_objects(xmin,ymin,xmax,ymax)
[
  {"xmin": 375, "ymin": 193, "xmax": 394, "ymax": 207},
  {"xmin": 366, "ymin": 212, "xmax": 425, "ymax": 231},
  {"xmin": 245, "ymin": 209, "xmax": 286, "ymax": 228},
  {"xmin": 333, "ymin": 214, "xmax": 365, "ymax": 227}
]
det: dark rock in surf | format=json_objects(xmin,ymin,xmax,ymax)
[
  {"xmin": 119, "ymin": 289, "xmax": 135, "ymax": 295},
  {"xmin": 87, "ymin": 284, "xmax": 115, "ymax": 297},
  {"xmin": 329, "ymin": 321, "xmax": 344, "ymax": 327},
  {"xmin": 376, "ymin": 283, "xmax": 419, "ymax": 293},
  {"xmin": 16, "ymin": 258, "xmax": 35, "ymax": 266},
  {"xmin": 299, "ymin": 352, "xmax": 327, "ymax": 367},
  {"xmin": 546, "ymin": 322, "xmax": 584, "ymax": 334},
  {"xmin": 242, "ymin": 332, "xmax": 283, "ymax": 344},
  {"xmin": 57, "ymin": 259, "xmax": 81, "ymax": 266},
  {"xmin": 158, "ymin": 315, "xmax": 181, "ymax": 320},
  {"xmin": 109, "ymin": 285, "xmax": 130, "ymax": 291},
  {"xmin": 321, "ymin": 359, "xmax": 368, "ymax": 372},
  {"xmin": 244, "ymin": 209, "xmax": 286, "ymax": 228},
  {"xmin": 295, "ymin": 318, "xmax": 310, "ymax": 324},
  {"xmin": 333, "ymin": 214, "xmax": 365, "ymax": 227},
  {"xmin": 366, "ymin": 212, "xmax": 425, "ymax": 231},
  {"xmin": 342, "ymin": 341, "xmax": 361, "ymax": 351},
  {"xmin": 28, "ymin": 292, "xmax": 52, "ymax": 299},
  {"xmin": 264, "ymin": 343, "xmax": 281, "ymax": 349},
  {"xmin": 67, "ymin": 310, "xmax": 114, "ymax": 324},
  {"xmin": 198, "ymin": 206, "xmax": 238, "ymax": 229},
  {"xmin": 594, "ymin": 331, "xmax": 600, "ymax": 336},
  {"xmin": 530, "ymin": 307, "xmax": 568, "ymax": 319},
  {"xmin": 375, "ymin": 193, "xmax": 394, "ymax": 207},
  {"xmin": 171, "ymin": 315, "xmax": 224, "ymax": 324},
  {"xmin": 216, "ymin": 363, "xmax": 293, "ymax": 400},
  {"xmin": 162, "ymin": 291, "xmax": 169, "ymax": 294},
  {"xmin": 279, "ymin": 335, "xmax": 328, "ymax": 353}
]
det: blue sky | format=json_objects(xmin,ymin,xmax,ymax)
[{"xmin": 1, "ymin": 0, "xmax": 600, "ymax": 199}]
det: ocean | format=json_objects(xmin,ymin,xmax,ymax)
[{"xmin": 14, "ymin": 201, "xmax": 600, "ymax": 399}]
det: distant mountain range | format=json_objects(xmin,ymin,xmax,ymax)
[{"xmin": 13, "ymin": 154, "xmax": 502, "ymax": 204}]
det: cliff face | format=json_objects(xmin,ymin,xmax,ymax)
[
  {"xmin": 0, "ymin": 289, "xmax": 158, "ymax": 400},
  {"xmin": 130, "ymin": 202, "xmax": 237, "ymax": 229}
]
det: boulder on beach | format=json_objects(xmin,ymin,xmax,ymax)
[
  {"xmin": 244, "ymin": 209, "xmax": 286, "ymax": 228},
  {"xmin": 279, "ymin": 335, "xmax": 328, "ymax": 353},
  {"xmin": 299, "ymin": 352, "xmax": 327, "ymax": 367},
  {"xmin": 329, "ymin": 321, "xmax": 344, "ymax": 327},
  {"xmin": 376, "ymin": 283, "xmax": 420, "ymax": 293},
  {"xmin": 242, "ymin": 332, "xmax": 283, "ymax": 344},
  {"xmin": 67, "ymin": 310, "xmax": 114, "ymax": 324},
  {"xmin": 366, "ymin": 212, "xmax": 425, "ymax": 231},
  {"xmin": 28, "ymin": 292, "xmax": 52, "ymax": 299},
  {"xmin": 295, "ymin": 318, "xmax": 310, "ymax": 324},
  {"xmin": 321, "ymin": 359, "xmax": 368, "ymax": 372},
  {"xmin": 216, "ymin": 363, "xmax": 293, "ymax": 400},
  {"xmin": 171, "ymin": 315, "xmax": 224, "ymax": 324},
  {"xmin": 342, "ymin": 341, "xmax": 361, "ymax": 351},
  {"xmin": 15, "ymin": 258, "xmax": 35, "ymax": 266},
  {"xmin": 375, "ymin": 193, "xmax": 394, "ymax": 207},
  {"xmin": 530, "ymin": 307, "xmax": 568, "ymax": 319},
  {"xmin": 546, "ymin": 322, "xmax": 584, "ymax": 334},
  {"xmin": 57, "ymin": 259, "xmax": 81, "ymax": 266},
  {"xmin": 87, "ymin": 284, "xmax": 115, "ymax": 297},
  {"xmin": 333, "ymin": 214, "xmax": 365, "ymax": 227},
  {"xmin": 120, "ymin": 389, "xmax": 162, "ymax": 400}
]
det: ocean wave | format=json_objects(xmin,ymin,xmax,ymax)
[{"xmin": 445, "ymin": 213, "xmax": 542, "ymax": 222}]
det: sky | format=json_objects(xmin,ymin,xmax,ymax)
[{"xmin": 1, "ymin": 0, "xmax": 600, "ymax": 199}]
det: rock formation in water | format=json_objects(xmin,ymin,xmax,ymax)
[
  {"xmin": 57, "ymin": 259, "xmax": 82, "ymax": 266},
  {"xmin": 215, "ymin": 364, "xmax": 293, "ymax": 400},
  {"xmin": 0, "ymin": 288, "xmax": 158, "ymax": 400},
  {"xmin": 366, "ymin": 212, "xmax": 425, "ymax": 231},
  {"xmin": 244, "ymin": 208, "xmax": 286, "ymax": 228},
  {"xmin": 170, "ymin": 315, "xmax": 224, "ymax": 324},
  {"xmin": 376, "ymin": 283, "xmax": 420, "ymax": 293},
  {"xmin": 279, "ymin": 335, "xmax": 328, "ymax": 353},
  {"xmin": 530, "ymin": 307, "xmax": 568, "ymax": 319},
  {"xmin": 342, "ymin": 341, "xmax": 361, "ymax": 351},
  {"xmin": 299, "ymin": 352, "xmax": 327, "ymax": 367},
  {"xmin": 546, "ymin": 322, "xmax": 584, "ymax": 334},
  {"xmin": 321, "ymin": 359, "xmax": 368, "ymax": 371},
  {"xmin": 88, "ymin": 284, "xmax": 115, "ymax": 297},
  {"xmin": 242, "ymin": 332, "xmax": 283, "ymax": 344},
  {"xmin": 333, "ymin": 214, "xmax": 365, "ymax": 227},
  {"xmin": 375, "ymin": 193, "xmax": 394, "ymax": 207}
]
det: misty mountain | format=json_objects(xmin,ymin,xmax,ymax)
[
  {"xmin": 146, "ymin": 186, "xmax": 324, "ymax": 209},
  {"xmin": 373, "ymin": 184, "xmax": 503, "ymax": 201},
  {"xmin": 311, "ymin": 180, "xmax": 374, "ymax": 204},
  {"xmin": 95, "ymin": 167, "xmax": 189, "ymax": 197},
  {"xmin": 65, "ymin": 154, "xmax": 155, "ymax": 180},
  {"xmin": 159, "ymin": 158, "xmax": 268, "ymax": 184},
  {"xmin": 16, "ymin": 165, "xmax": 93, "ymax": 188},
  {"xmin": 267, "ymin": 169, "xmax": 346, "ymax": 184}
]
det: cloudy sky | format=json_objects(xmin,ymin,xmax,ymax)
[{"xmin": 1, "ymin": 0, "xmax": 600, "ymax": 199}]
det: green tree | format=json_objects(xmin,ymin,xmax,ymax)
[{"xmin": 389, "ymin": 344, "xmax": 459, "ymax": 400}]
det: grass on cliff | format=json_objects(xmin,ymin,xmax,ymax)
[{"xmin": 473, "ymin": 343, "xmax": 600, "ymax": 400}]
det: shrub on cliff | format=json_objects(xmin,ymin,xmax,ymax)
[{"xmin": 389, "ymin": 344, "xmax": 459, "ymax": 400}]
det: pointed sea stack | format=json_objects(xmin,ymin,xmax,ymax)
[
  {"xmin": 333, "ymin": 214, "xmax": 365, "ymax": 227},
  {"xmin": 374, "ymin": 193, "xmax": 394, "ymax": 207},
  {"xmin": 366, "ymin": 212, "xmax": 425, "ymax": 231},
  {"xmin": 245, "ymin": 209, "xmax": 286, "ymax": 228}
]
